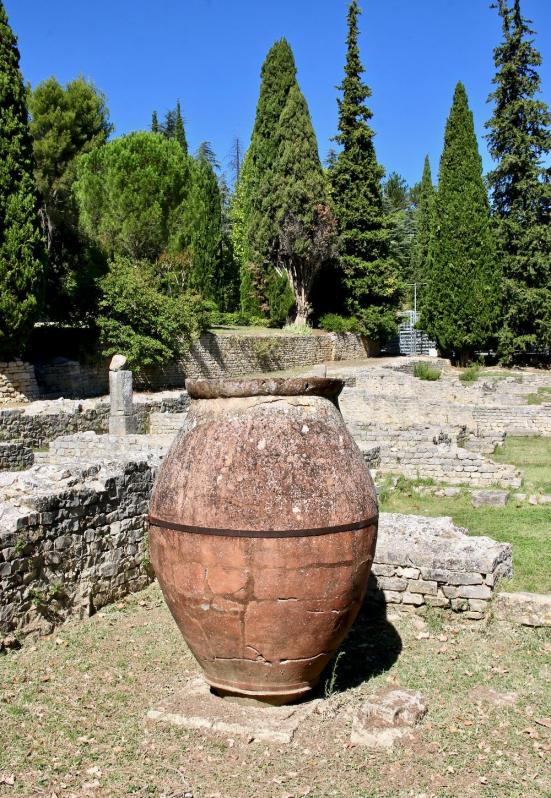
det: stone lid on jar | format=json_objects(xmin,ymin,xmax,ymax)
[{"xmin": 185, "ymin": 376, "xmax": 344, "ymax": 400}]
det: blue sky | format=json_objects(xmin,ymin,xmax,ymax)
[{"xmin": 5, "ymin": 0, "xmax": 550, "ymax": 187}]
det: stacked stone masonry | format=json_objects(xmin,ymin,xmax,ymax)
[
  {"xmin": 0, "ymin": 433, "xmax": 513, "ymax": 646},
  {"xmin": 0, "ymin": 391, "xmax": 189, "ymax": 448},
  {"xmin": 0, "ymin": 360, "xmax": 39, "ymax": 403},
  {"xmin": 0, "ymin": 442, "xmax": 34, "ymax": 471}
]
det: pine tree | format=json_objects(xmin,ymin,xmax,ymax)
[
  {"xmin": 330, "ymin": 1, "xmax": 402, "ymax": 342},
  {"xmin": 382, "ymin": 172, "xmax": 416, "ymax": 283},
  {"xmin": 410, "ymin": 156, "xmax": 435, "ymax": 285},
  {"xmin": 263, "ymin": 83, "xmax": 335, "ymax": 323},
  {"xmin": 174, "ymin": 100, "xmax": 188, "ymax": 154},
  {"xmin": 236, "ymin": 39, "xmax": 298, "ymax": 315},
  {"xmin": 151, "ymin": 111, "xmax": 159, "ymax": 133},
  {"xmin": 420, "ymin": 83, "xmax": 500, "ymax": 365},
  {"xmin": 0, "ymin": 2, "xmax": 44, "ymax": 358},
  {"xmin": 486, "ymin": 0, "xmax": 550, "ymax": 362}
]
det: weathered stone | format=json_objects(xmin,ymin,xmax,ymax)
[
  {"xmin": 493, "ymin": 592, "xmax": 551, "ymax": 628},
  {"xmin": 351, "ymin": 687, "xmax": 427, "ymax": 749},
  {"xmin": 395, "ymin": 566, "xmax": 420, "ymax": 579},
  {"xmin": 420, "ymin": 568, "xmax": 483, "ymax": 586},
  {"xmin": 470, "ymin": 490, "xmax": 509, "ymax": 508},
  {"xmin": 147, "ymin": 676, "xmax": 320, "ymax": 744},
  {"xmin": 376, "ymin": 576, "xmax": 407, "ymax": 592},
  {"xmin": 407, "ymin": 579, "xmax": 437, "ymax": 596},
  {"xmin": 109, "ymin": 370, "xmax": 133, "ymax": 416},
  {"xmin": 109, "ymin": 354, "xmax": 128, "ymax": 372},
  {"xmin": 402, "ymin": 592, "xmax": 424, "ymax": 606}
]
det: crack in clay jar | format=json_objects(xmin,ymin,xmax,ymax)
[{"xmin": 149, "ymin": 377, "xmax": 378, "ymax": 705}]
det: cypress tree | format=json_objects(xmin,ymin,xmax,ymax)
[
  {"xmin": 151, "ymin": 111, "xmax": 159, "ymax": 133},
  {"xmin": 330, "ymin": 0, "xmax": 401, "ymax": 342},
  {"xmin": 263, "ymin": 83, "xmax": 335, "ymax": 324},
  {"xmin": 0, "ymin": 2, "xmax": 44, "ymax": 358},
  {"xmin": 235, "ymin": 39, "xmax": 298, "ymax": 315},
  {"xmin": 174, "ymin": 100, "xmax": 188, "ymax": 154},
  {"xmin": 486, "ymin": 0, "xmax": 550, "ymax": 362},
  {"xmin": 176, "ymin": 144, "xmax": 222, "ymax": 300},
  {"xmin": 420, "ymin": 83, "xmax": 500, "ymax": 365},
  {"xmin": 411, "ymin": 156, "xmax": 435, "ymax": 285}
]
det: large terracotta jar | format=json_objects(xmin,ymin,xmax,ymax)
[{"xmin": 149, "ymin": 377, "xmax": 378, "ymax": 705}]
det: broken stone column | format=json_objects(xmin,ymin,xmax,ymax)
[{"xmin": 108, "ymin": 354, "xmax": 136, "ymax": 435}]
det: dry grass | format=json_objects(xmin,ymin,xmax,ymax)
[{"xmin": 1, "ymin": 585, "xmax": 549, "ymax": 798}]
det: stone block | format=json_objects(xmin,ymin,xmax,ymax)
[
  {"xmin": 382, "ymin": 590, "xmax": 403, "ymax": 604},
  {"xmin": 395, "ymin": 566, "xmax": 420, "ymax": 579},
  {"xmin": 420, "ymin": 568, "xmax": 483, "ymax": 585},
  {"xmin": 493, "ymin": 592, "xmax": 551, "ymax": 627},
  {"xmin": 402, "ymin": 592, "xmax": 424, "ymax": 606},
  {"xmin": 109, "ymin": 370, "xmax": 133, "ymax": 416},
  {"xmin": 376, "ymin": 576, "xmax": 407, "ymax": 592},
  {"xmin": 407, "ymin": 579, "xmax": 437, "ymax": 596},
  {"xmin": 351, "ymin": 687, "xmax": 427, "ymax": 749},
  {"xmin": 456, "ymin": 584, "xmax": 492, "ymax": 600},
  {"xmin": 470, "ymin": 490, "xmax": 509, "ymax": 508},
  {"xmin": 109, "ymin": 415, "xmax": 137, "ymax": 435}
]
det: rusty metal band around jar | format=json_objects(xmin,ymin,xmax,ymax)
[{"xmin": 148, "ymin": 514, "xmax": 378, "ymax": 539}]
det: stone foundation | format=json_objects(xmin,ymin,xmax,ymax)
[{"xmin": 0, "ymin": 360, "xmax": 39, "ymax": 403}]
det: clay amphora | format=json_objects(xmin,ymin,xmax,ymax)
[{"xmin": 149, "ymin": 377, "xmax": 378, "ymax": 704}]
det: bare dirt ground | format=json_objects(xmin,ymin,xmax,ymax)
[{"xmin": 1, "ymin": 584, "xmax": 549, "ymax": 798}]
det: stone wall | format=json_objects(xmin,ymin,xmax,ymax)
[
  {"xmin": 0, "ymin": 436, "xmax": 513, "ymax": 647},
  {"xmin": 0, "ymin": 459, "xmax": 155, "ymax": 644},
  {"xmin": 351, "ymin": 421, "xmax": 520, "ymax": 488},
  {"xmin": 368, "ymin": 513, "xmax": 512, "ymax": 620},
  {"xmin": 0, "ymin": 442, "xmax": 34, "ymax": 471},
  {"xmin": 149, "ymin": 412, "xmax": 187, "ymax": 436},
  {"xmin": 0, "ymin": 360, "xmax": 39, "ymax": 403},
  {"xmin": 0, "ymin": 391, "xmax": 189, "ymax": 448}
]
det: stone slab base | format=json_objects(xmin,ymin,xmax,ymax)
[
  {"xmin": 146, "ymin": 676, "xmax": 321, "ymax": 744},
  {"xmin": 493, "ymin": 592, "xmax": 551, "ymax": 627}
]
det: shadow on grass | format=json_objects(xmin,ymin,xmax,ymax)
[{"xmin": 316, "ymin": 586, "xmax": 403, "ymax": 698}]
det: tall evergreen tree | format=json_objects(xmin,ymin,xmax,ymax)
[
  {"xmin": 382, "ymin": 172, "xmax": 416, "ymax": 284},
  {"xmin": 420, "ymin": 83, "xmax": 500, "ymax": 365},
  {"xmin": 29, "ymin": 76, "xmax": 112, "ymax": 322},
  {"xmin": 235, "ymin": 39, "xmax": 298, "ymax": 315},
  {"xmin": 410, "ymin": 156, "xmax": 435, "ymax": 286},
  {"xmin": 263, "ymin": 83, "xmax": 335, "ymax": 323},
  {"xmin": 0, "ymin": 2, "xmax": 44, "ymax": 358},
  {"xmin": 151, "ymin": 110, "xmax": 159, "ymax": 133},
  {"xmin": 174, "ymin": 100, "xmax": 188, "ymax": 154},
  {"xmin": 330, "ymin": 0, "xmax": 401, "ymax": 342},
  {"xmin": 176, "ymin": 144, "xmax": 222, "ymax": 300},
  {"xmin": 486, "ymin": 0, "xmax": 550, "ymax": 362}
]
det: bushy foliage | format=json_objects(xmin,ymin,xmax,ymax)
[
  {"xmin": 459, "ymin": 363, "xmax": 481, "ymax": 383},
  {"xmin": 413, "ymin": 362, "xmax": 441, "ymax": 381},
  {"xmin": 420, "ymin": 83, "xmax": 500, "ymax": 365},
  {"xmin": 29, "ymin": 75, "xmax": 112, "ymax": 321},
  {"xmin": 0, "ymin": 2, "xmax": 45, "ymax": 358},
  {"xmin": 486, "ymin": 0, "xmax": 550, "ymax": 362},
  {"xmin": 330, "ymin": 1, "xmax": 402, "ymax": 343},
  {"xmin": 97, "ymin": 257, "xmax": 206, "ymax": 369},
  {"xmin": 319, "ymin": 313, "xmax": 361, "ymax": 333},
  {"xmin": 75, "ymin": 132, "xmax": 190, "ymax": 261}
]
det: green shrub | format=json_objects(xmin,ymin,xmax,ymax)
[
  {"xmin": 97, "ymin": 257, "xmax": 207, "ymax": 370},
  {"xmin": 282, "ymin": 323, "xmax": 314, "ymax": 336},
  {"xmin": 459, "ymin": 363, "xmax": 481, "ymax": 383},
  {"xmin": 413, "ymin": 362, "xmax": 441, "ymax": 381},
  {"xmin": 319, "ymin": 313, "xmax": 361, "ymax": 333}
]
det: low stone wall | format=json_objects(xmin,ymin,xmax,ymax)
[
  {"xmin": 0, "ymin": 360, "xmax": 39, "ymax": 403},
  {"xmin": 473, "ymin": 405, "xmax": 551, "ymax": 436},
  {"xmin": 0, "ymin": 442, "xmax": 34, "ymax": 471},
  {"xmin": 349, "ymin": 420, "xmax": 520, "ymax": 489},
  {"xmin": 0, "ymin": 459, "xmax": 155, "ymax": 644},
  {"xmin": 0, "ymin": 391, "xmax": 189, "ymax": 449},
  {"xmin": 368, "ymin": 513, "xmax": 512, "ymax": 620},
  {"xmin": 0, "ymin": 436, "xmax": 513, "ymax": 646},
  {"xmin": 149, "ymin": 412, "xmax": 187, "ymax": 436}
]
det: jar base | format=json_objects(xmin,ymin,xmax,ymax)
[{"xmin": 207, "ymin": 677, "xmax": 314, "ymax": 707}]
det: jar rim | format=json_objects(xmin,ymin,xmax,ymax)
[{"xmin": 185, "ymin": 376, "xmax": 344, "ymax": 400}]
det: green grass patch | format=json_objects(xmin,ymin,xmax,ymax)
[
  {"xmin": 525, "ymin": 386, "xmax": 551, "ymax": 405},
  {"xmin": 492, "ymin": 435, "xmax": 551, "ymax": 494},
  {"xmin": 458, "ymin": 363, "xmax": 481, "ymax": 383},
  {"xmin": 413, "ymin": 362, "xmax": 441, "ymax": 381}
]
